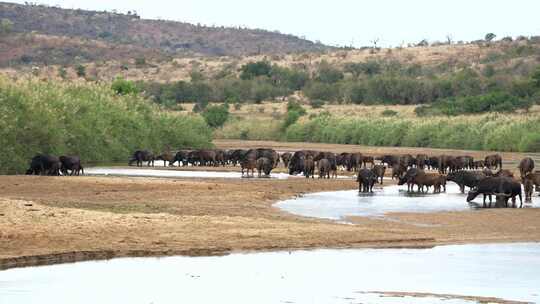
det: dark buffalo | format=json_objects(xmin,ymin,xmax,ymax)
[
  {"xmin": 416, "ymin": 154, "xmax": 428, "ymax": 169},
  {"xmin": 484, "ymin": 154, "xmax": 503, "ymax": 170},
  {"xmin": 467, "ymin": 177, "xmax": 522, "ymax": 208},
  {"xmin": 357, "ymin": 168, "xmax": 377, "ymax": 193},
  {"xmin": 289, "ymin": 150, "xmax": 317, "ymax": 175},
  {"xmin": 447, "ymin": 170, "xmax": 486, "ymax": 193},
  {"xmin": 399, "ymin": 154, "xmax": 415, "ymax": 168},
  {"xmin": 240, "ymin": 156, "xmax": 256, "ymax": 178},
  {"xmin": 281, "ymin": 152, "xmax": 292, "ymax": 168},
  {"xmin": 398, "ymin": 168, "xmax": 422, "ymax": 192},
  {"xmin": 317, "ymin": 158, "xmax": 332, "ymax": 179},
  {"xmin": 518, "ymin": 157, "xmax": 535, "ymax": 179},
  {"xmin": 129, "ymin": 150, "xmax": 154, "ymax": 167},
  {"xmin": 371, "ymin": 165, "xmax": 386, "ymax": 184},
  {"xmin": 524, "ymin": 172, "xmax": 540, "ymax": 195},
  {"xmin": 439, "ymin": 155, "xmax": 456, "ymax": 174},
  {"xmin": 26, "ymin": 154, "xmax": 61, "ymax": 176},
  {"xmin": 457, "ymin": 156, "xmax": 474, "ymax": 170},
  {"xmin": 229, "ymin": 149, "xmax": 247, "ymax": 166},
  {"xmin": 426, "ymin": 156, "xmax": 440, "ymax": 171},
  {"xmin": 377, "ymin": 155, "xmax": 399, "ymax": 167},
  {"xmin": 391, "ymin": 163, "xmax": 407, "ymax": 180},
  {"xmin": 473, "ymin": 160, "xmax": 485, "ymax": 170},
  {"xmin": 304, "ymin": 156, "xmax": 315, "ymax": 179},
  {"xmin": 256, "ymin": 157, "xmax": 273, "ymax": 177},
  {"xmin": 171, "ymin": 150, "xmax": 189, "ymax": 166},
  {"xmin": 362, "ymin": 155, "xmax": 375, "ymax": 168},
  {"xmin": 59, "ymin": 155, "xmax": 84, "ymax": 176},
  {"xmin": 348, "ymin": 153, "xmax": 362, "ymax": 172},
  {"xmin": 524, "ymin": 176, "xmax": 534, "ymax": 202}
]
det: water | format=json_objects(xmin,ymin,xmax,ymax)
[
  {"xmin": 1, "ymin": 243, "xmax": 539, "ymax": 304},
  {"xmin": 275, "ymin": 184, "xmax": 539, "ymax": 222},
  {"xmin": 85, "ymin": 167, "xmax": 294, "ymax": 179}
]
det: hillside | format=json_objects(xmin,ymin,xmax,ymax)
[{"xmin": 0, "ymin": 1, "xmax": 330, "ymax": 66}]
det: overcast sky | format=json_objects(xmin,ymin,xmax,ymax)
[{"xmin": 10, "ymin": 0, "xmax": 540, "ymax": 47}]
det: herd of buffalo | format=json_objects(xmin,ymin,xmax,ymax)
[{"xmin": 25, "ymin": 148, "xmax": 539, "ymax": 208}]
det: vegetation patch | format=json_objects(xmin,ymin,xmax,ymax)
[{"xmin": 0, "ymin": 77, "xmax": 212, "ymax": 174}]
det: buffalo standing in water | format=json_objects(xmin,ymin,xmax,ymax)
[
  {"xmin": 467, "ymin": 177, "xmax": 522, "ymax": 208},
  {"xmin": 256, "ymin": 157, "xmax": 273, "ymax": 178},
  {"xmin": 357, "ymin": 168, "xmax": 377, "ymax": 193}
]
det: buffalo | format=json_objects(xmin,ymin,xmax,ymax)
[
  {"xmin": 447, "ymin": 170, "xmax": 486, "ymax": 193},
  {"xmin": 317, "ymin": 158, "xmax": 332, "ymax": 179},
  {"xmin": 26, "ymin": 154, "xmax": 61, "ymax": 176},
  {"xmin": 371, "ymin": 165, "xmax": 386, "ymax": 184},
  {"xmin": 467, "ymin": 177, "xmax": 522, "ymax": 208},
  {"xmin": 129, "ymin": 150, "xmax": 155, "ymax": 167},
  {"xmin": 256, "ymin": 157, "xmax": 273, "ymax": 177},
  {"xmin": 59, "ymin": 155, "xmax": 84, "ymax": 176},
  {"xmin": 357, "ymin": 168, "xmax": 377, "ymax": 193},
  {"xmin": 484, "ymin": 154, "xmax": 503, "ymax": 170},
  {"xmin": 304, "ymin": 156, "xmax": 315, "ymax": 179},
  {"xmin": 281, "ymin": 152, "xmax": 292, "ymax": 168},
  {"xmin": 518, "ymin": 157, "xmax": 535, "ymax": 179}
]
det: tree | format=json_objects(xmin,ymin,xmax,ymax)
[
  {"xmin": 0, "ymin": 19, "xmax": 13, "ymax": 36},
  {"xmin": 240, "ymin": 61, "xmax": 272, "ymax": 80},
  {"xmin": 111, "ymin": 77, "xmax": 139, "ymax": 95},
  {"xmin": 75, "ymin": 64, "xmax": 86, "ymax": 77},
  {"xmin": 485, "ymin": 33, "xmax": 496, "ymax": 42},
  {"xmin": 201, "ymin": 105, "xmax": 229, "ymax": 128}
]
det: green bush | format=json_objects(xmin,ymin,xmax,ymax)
[
  {"xmin": 0, "ymin": 77, "xmax": 213, "ymax": 174},
  {"xmin": 111, "ymin": 77, "xmax": 139, "ymax": 95},
  {"xmin": 283, "ymin": 113, "xmax": 540, "ymax": 152},
  {"xmin": 202, "ymin": 105, "xmax": 229, "ymax": 128},
  {"xmin": 381, "ymin": 109, "xmax": 398, "ymax": 116},
  {"xmin": 75, "ymin": 64, "xmax": 86, "ymax": 77},
  {"xmin": 416, "ymin": 92, "xmax": 532, "ymax": 116},
  {"xmin": 240, "ymin": 61, "xmax": 272, "ymax": 80}
]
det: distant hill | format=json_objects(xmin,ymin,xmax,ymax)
[{"xmin": 0, "ymin": 1, "xmax": 331, "ymax": 66}]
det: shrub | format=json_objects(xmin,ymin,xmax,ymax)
[
  {"xmin": 381, "ymin": 109, "xmax": 398, "ymax": 117},
  {"xmin": 75, "ymin": 64, "xmax": 86, "ymax": 77},
  {"xmin": 240, "ymin": 61, "xmax": 272, "ymax": 80},
  {"xmin": 202, "ymin": 105, "xmax": 229, "ymax": 128},
  {"xmin": 135, "ymin": 57, "xmax": 146, "ymax": 67},
  {"xmin": 286, "ymin": 99, "xmax": 307, "ymax": 115},
  {"xmin": 0, "ymin": 77, "xmax": 212, "ymax": 174},
  {"xmin": 310, "ymin": 99, "xmax": 325, "ymax": 108},
  {"xmin": 111, "ymin": 77, "xmax": 139, "ymax": 95}
]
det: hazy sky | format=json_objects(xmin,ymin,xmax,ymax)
[{"xmin": 10, "ymin": 0, "xmax": 540, "ymax": 47}]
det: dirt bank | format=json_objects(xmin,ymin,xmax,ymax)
[{"xmin": 1, "ymin": 173, "xmax": 540, "ymax": 270}]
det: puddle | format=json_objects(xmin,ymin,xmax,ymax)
[
  {"xmin": 275, "ymin": 184, "xmax": 539, "ymax": 222},
  {"xmin": 1, "ymin": 243, "xmax": 538, "ymax": 304},
  {"xmin": 85, "ymin": 167, "xmax": 294, "ymax": 179}
]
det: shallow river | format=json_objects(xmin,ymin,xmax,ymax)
[
  {"xmin": 85, "ymin": 167, "xmax": 294, "ymax": 179},
  {"xmin": 1, "ymin": 243, "xmax": 539, "ymax": 304},
  {"xmin": 275, "ymin": 184, "xmax": 540, "ymax": 222}
]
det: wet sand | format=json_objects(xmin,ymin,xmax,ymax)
[{"xmin": 1, "ymin": 173, "xmax": 540, "ymax": 270}]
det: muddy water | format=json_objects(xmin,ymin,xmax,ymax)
[
  {"xmin": 275, "ymin": 184, "xmax": 539, "ymax": 222},
  {"xmin": 1, "ymin": 243, "xmax": 539, "ymax": 304}
]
